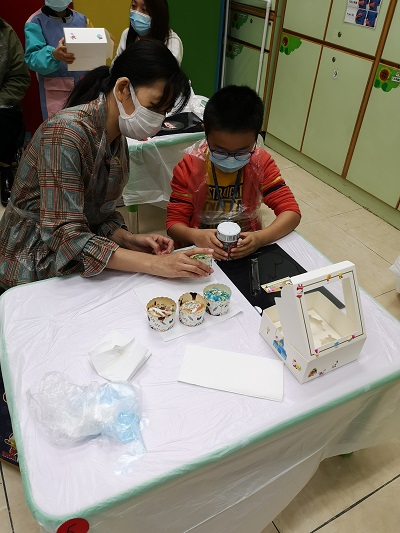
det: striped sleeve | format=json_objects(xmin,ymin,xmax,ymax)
[{"xmin": 260, "ymin": 151, "xmax": 301, "ymax": 217}]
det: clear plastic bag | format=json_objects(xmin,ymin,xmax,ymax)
[{"xmin": 29, "ymin": 372, "xmax": 143, "ymax": 448}]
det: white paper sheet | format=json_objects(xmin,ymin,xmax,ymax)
[
  {"xmin": 178, "ymin": 345, "xmax": 284, "ymax": 401},
  {"xmin": 133, "ymin": 277, "xmax": 242, "ymax": 341},
  {"xmin": 89, "ymin": 331, "xmax": 151, "ymax": 381}
]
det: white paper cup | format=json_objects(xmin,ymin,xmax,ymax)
[
  {"xmin": 178, "ymin": 292, "xmax": 207, "ymax": 327},
  {"xmin": 203, "ymin": 284, "xmax": 232, "ymax": 316},
  {"xmin": 146, "ymin": 297, "xmax": 176, "ymax": 331}
]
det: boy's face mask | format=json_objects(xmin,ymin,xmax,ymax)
[
  {"xmin": 209, "ymin": 153, "xmax": 249, "ymax": 173},
  {"xmin": 45, "ymin": 0, "xmax": 70, "ymax": 12},
  {"xmin": 130, "ymin": 10, "xmax": 152, "ymax": 35}
]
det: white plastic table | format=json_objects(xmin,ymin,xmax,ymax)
[{"xmin": 1, "ymin": 232, "xmax": 400, "ymax": 533}]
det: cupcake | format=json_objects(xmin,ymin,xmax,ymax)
[
  {"xmin": 190, "ymin": 253, "xmax": 213, "ymax": 268},
  {"xmin": 146, "ymin": 297, "xmax": 176, "ymax": 331},
  {"xmin": 203, "ymin": 284, "xmax": 232, "ymax": 316},
  {"xmin": 178, "ymin": 292, "xmax": 207, "ymax": 326}
]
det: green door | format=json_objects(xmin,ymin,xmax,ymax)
[
  {"xmin": 302, "ymin": 48, "xmax": 371, "ymax": 175},
  {"xmin": 347, "ymin": 66, "xmax": 400, "ymax": 208},
  {"xmin": 382, "ymin": 1, "xmax": 400, "ymax": 63},
  {"xmin": 267, "ymin": 36, "xmax": 321, "ymax": 150},
  {"xmin": 325, "ymin": 0, "xmax": 389, "ymax": 56},
  {"xmin": 283, "ymin": 0, "xmax": 331, "ymax": 40},
  {"xmin": 224, "ymin": 40, "xmax": 269, "ymax": 98}
]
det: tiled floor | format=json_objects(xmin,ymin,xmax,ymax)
[{"xmin": 1, "ymin": 147, "xmax": 399, "ymax": 532}]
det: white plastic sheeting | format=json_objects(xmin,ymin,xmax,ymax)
[
  {"xmin": 1, "ymin": 232, "xmax": 400, "ymax": 533},
  {"xmin": 124, "ymin": 132, "xmax": 205, "ymax": 207}
]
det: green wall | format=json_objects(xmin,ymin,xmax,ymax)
[{"xmin": 169, "ymin": 0, "xmax": 225, "ymax": 97}]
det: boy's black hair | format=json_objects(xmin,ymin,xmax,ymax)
[{"xmin": 203, "ymin": 85, "xmax": 264, "ymax": 137}]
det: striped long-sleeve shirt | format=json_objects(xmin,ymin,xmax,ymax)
[{"xmin": 0, "ymin": 97, "xmax": 128, "ymax": 289}]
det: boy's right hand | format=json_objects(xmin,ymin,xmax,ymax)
[
  {"xmin": 52, "ymin": 38, "xmax": 75, "ymax": 64},
  {"xmin": 193, "ymin": 229, "xmax": 228, "ymax": 261}
]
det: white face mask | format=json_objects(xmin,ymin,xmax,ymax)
[{"xmin": 113, "ymin": 83, "xmax": 165, "ymax": 140}]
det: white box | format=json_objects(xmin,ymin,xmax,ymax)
[
  {"xmin": 63, "ymin": 27, "xmax": 114, "ymax": 71},
  {"xmin": 259, "ymin": 261, "xmax": 367, "ymax": 383}
]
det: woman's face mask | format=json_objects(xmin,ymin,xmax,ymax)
[
  {"xmin": 130, "ymin": 10, "xmax": 152, "ymax": 35},
  {"xmin": 45, "ymin": 0, "xmax": 70, "ymax": 11},
  {"xmin": 114, "ymin": 83, "xmax": 165, "ymax": 140}
]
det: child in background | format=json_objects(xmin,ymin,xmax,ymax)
[
  {"xmin": 166, "ymin": 85, "xmax": 301, "ymax": 260},
  {"xmin": 24, "ymin": 0, "xmax": 93, "ymax": 120},
  {"xmin": 114, "ymin": 0, "xmax": 183, "ymax": 65}
]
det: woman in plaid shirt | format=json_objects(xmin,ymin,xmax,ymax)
[{"xmin": 0, "ymin": 40, "xmax": 213, "ymax": 291}]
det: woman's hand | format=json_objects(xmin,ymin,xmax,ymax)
[
  {"xmin": 123, "ymin": 232, "xmax": 174, "ymax": 255},
  {"xmin": 151, "ymin": 247, "xmax": 214, "ymax": 278},
  {"xmin": 192, "ymin": 229, "xmax": 228, "ymax": 261},
  {"xmin": 229, "ymin": 232, "xmax": 263, "ymax": 260}
]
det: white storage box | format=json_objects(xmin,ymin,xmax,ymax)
[
  {"xmin": 63, "ymin": 27, "xmax": 113, "ymax": 71},
  {"xmin": 259, "ymin": 261, "xmax": 367, "ymax": 383}
]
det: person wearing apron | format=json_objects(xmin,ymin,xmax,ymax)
[{"xmin": 24, "ymin": 0, "xmax": 92, "ymax": 120}]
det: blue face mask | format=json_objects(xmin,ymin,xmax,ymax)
[
  {"xmin": 130, "ymin": 10, "xmax": 152, "ymax": 36},
  {"xmin": 45, "ymin": 0, "xmax": 70, "ymax": 11},
  {"xmin": 209, "ymin": 153, "xmax": 249, "ymax": 173}
]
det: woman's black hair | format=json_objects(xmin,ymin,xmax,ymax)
[
  {"xmin": 126, "ymin": 0, "xmax": 170, "ymax": 48},
  {"xmin": 65, "ymin": 39, "xmax": 190, "ymax": 112},
  {"xmin": 203, "ymin": 85, "xmax": 264, "ymax": 137}
]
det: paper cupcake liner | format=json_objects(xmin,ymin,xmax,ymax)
[
  {"xmin": 179, "ymin": 292, "xmax": 207, "ymax": 327},
  {"xmin": 203, "ymin": 283, "xmax": 232, "ymax": 316},
  {"xmin": 146, "ymin": 297, "xmax": 176, "ymax": 332}
]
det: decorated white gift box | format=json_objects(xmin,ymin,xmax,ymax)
[
  {"xmin": 63, "ymin": 28, "xmax": 114, "ymax": 71},
  {"xmin": 259, "ymin": 261, "xmax": 366, "ymax": 384}
]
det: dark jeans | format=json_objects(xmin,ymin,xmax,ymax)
[{"xmin": 0, "ymin": 107, "xmax": 23, "ymax": 165}]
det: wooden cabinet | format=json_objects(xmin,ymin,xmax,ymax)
[
  {"xmin": 325, "ymin": 0, "xmax": 389, "ymax": 56},
  {"xmin": 267, "ymin": 37, "xmax": 321, "ymax": 150},
  {"xmin": 347, "ymin": 71, "xmax": 400, "ymax": 208},
  {"xmin": 283, "ymin": 0, "xmax": 331, "ymax": 40},
  {"xmin": 229, "ymin": 9, "xmax": 272, "ymax": 49},
  {"xmin": 302, "ymin": 48, "xmax": 372, "ymax": 174}
]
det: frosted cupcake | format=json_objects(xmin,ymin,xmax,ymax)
[
  {"xmin": 190, "ymin": 253, "xmax": 213, "ymax": 267},
  {"xmin": 203, "ymin": 284, "xmax": 232, "ymax": 316},
  {"xmin": 146, "ymin": 297, "xmax": 176, "ymax": 331},
  {"xmin": 178, "ymin": 292, "xmax": 207, "ymax": 326}
]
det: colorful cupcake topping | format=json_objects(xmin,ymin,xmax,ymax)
[{"xmin": 204, "ymin": 287, "xmax": 231, "ymax": 302}]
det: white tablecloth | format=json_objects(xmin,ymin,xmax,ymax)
[{"xmin": 1, "ymin": 232, "xmax": 400, "ymax": 533}]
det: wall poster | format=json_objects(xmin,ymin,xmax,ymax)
[{"xmin": 344, "ymin": 0, "xmax": 383, "ymax": 29}]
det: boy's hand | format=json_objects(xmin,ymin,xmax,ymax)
[
  {"xmin": 193, "ymin": 229, "xmax": 228, "ymax": 261},
  {"xmin": 229, "ymin": 232, "xmax": 263, "ymax": 259},
  {"xmin": 52, "ymin": 38, "xmax": 75, "ymax": 64}
]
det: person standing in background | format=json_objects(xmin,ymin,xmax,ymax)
[
  {"xmin": 114, "ymin": 0, "xmax": 183, "ymax": 65},
  {"xmin": 24, "ymin": 0, "xmax": 93, "ymax": 120},
  {"xmin": 0, "ymin": 18, "xmax": 30, "ymax": 207}
]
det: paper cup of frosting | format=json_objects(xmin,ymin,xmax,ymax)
[
  {"xmin": 203, "ymin": 283, "xmax": 232, "ymax": 316},
  {"xmin": 178, "ymin": 292, "xmax": 207, "ymax": 327},
  {"xmin": 146, "ymin": 297, "xmax": 176, "ymax": 331},
  {"xmin": 190, "ymin": 253, "xmax": 213, "ymax": 268}
]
